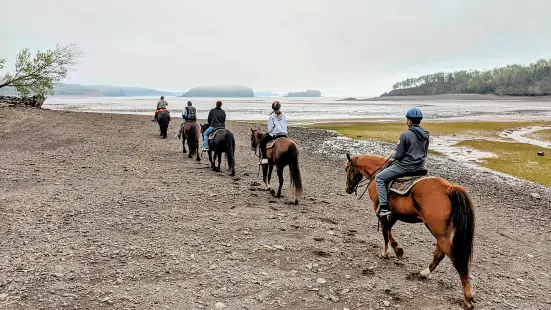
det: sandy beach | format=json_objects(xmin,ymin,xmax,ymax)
[{"xmin": 1, "ymin": 107, "xmax": 551, "ymax": 309}]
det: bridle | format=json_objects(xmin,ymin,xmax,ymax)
[{"xmin": 347, "ymin": 156, "xmax": 393, "ymax": 200}]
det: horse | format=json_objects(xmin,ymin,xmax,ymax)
[
  {"xmin": 250, "ymin": 129, "xmax": 303, "ymax": 205},
  {"xmin": 345, "ymin": 153, "xmax": 475, "ymax": 309},
  {"xmin": 200, "ymin": 124, "xmax": 235, "ymax": 176},
  {"xmin": 181, "ymin": 121, "xmax": 201, "ymax": 161},
  {"xmin": 156, "ymin": 110, "xmax": 170, "ymax": 139}
]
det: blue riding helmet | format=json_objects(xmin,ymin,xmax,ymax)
[{"xmin": 406, "ymin": 107, "xmax": 423, "ymax": 119}]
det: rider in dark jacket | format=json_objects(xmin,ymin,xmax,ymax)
[
  {"xmin": 203, "ymin": 101, "xmax": 226, "ymax": 151},
  {"xmin": 375, "ymin": 107, "xmax": 430, "ymax": 217}
]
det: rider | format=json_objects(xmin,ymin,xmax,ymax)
[
  {"xmin": 177, "ymin": 101, "xmax": 198, "ymax": 139},
  {"xmin": 154, "ymin": 96, "xmax": 168, "ymax": 121},
  {"xmin": 259, "ymin": 101, "xmax": 287, "ymax": 165},
  {"xmin": 375, "ymin": 107, "xmax": 430, "ymax": 217},
  {"xmin": 203, "ymin": 100, "xmax": 226, "ymax": 151}
]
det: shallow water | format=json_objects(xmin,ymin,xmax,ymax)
[{"xmin": 43, "ymin": 96, "xmax": 551, "ymax": 122}]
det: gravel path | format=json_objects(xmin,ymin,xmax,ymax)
[{"xmin": 1, "ymin": 108, "xmax": 550, "ymax": 310}]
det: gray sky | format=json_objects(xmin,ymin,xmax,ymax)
[{"xmin": 2, "ymin": 0, "xmax": 551, "ymax": 96}]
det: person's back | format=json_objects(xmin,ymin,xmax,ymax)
[
  {"xmin": 157, "ymin": 96, "xmax": 168, "ymax": 110},
  {"xmin": 184, "ymin": 106, "xmax": 197, "ymax": 122},
  {"xmin": 393, "ymin": 125, "xmax": 429, "ymax": 171},
  {"xmin": 268, "ymin": 112, "xmax": 287, "ymax": 137},
  {"xmin": 208, "ymin": 106, "xmax": 226, "ymax": 129}
]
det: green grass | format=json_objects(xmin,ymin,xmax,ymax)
[
  {"xmin": 457, "ymin": 140, "xmax": 551, "ymax": 186},
  {"xmin": 525, "ymin": 129, "xmax": 551, "ymax": 143},
  {"xmin": 311, "ymin": 120, "xmax": 551, "ymax": 186},
  {"xmin": 312, "ymin": 121, "xmax": 551, "ymax": 143}
]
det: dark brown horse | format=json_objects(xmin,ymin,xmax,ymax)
[
  {"xmin": 251, "ymin": 129, "xmax": 302, "ymax": 204},
  {"xmin": 345, "ymin": 153, "xmax": 475, "ymax": 309},
  {"xmin": 181, "ymin": 121, "xmax": 201, "ymax": 161}
]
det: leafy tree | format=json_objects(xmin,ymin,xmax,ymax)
[{"xmin": 0, "ymin": 43, "xmax": 81, "ymax": 96}]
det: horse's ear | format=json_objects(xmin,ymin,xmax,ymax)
[
  {"xmin": 346, "ymin": 152, "xmax": 351, "ymax": 161},
  {"xmin": 251, "ymin": 128, "xmax": 254, "ymax": 132}
]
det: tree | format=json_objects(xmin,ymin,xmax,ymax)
[{"xmin": 0, "ymin": 43, "xmax": 81, "ymax": 96}]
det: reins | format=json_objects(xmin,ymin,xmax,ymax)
[{"xmin": 351, "ymin": 155, "xmax": 393, "ymax": 201}]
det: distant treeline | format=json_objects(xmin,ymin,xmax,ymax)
[
  {"xmin": 0, "ymin": 83, "xmax": 174, "ymax": 97},
  {"xmin": 285, "ymin": 90, "xmax": 321, "ymax": 97},
  {"xmin": 383, "ymin": 59, "xmax": 551, "ymax": 96}
]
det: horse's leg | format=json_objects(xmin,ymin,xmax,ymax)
[
  {"xmin": 262, "ymin": 164, "xmax": 269, "ymax": 188},
  {"xmin": 421, "ymin": 243, "xmax": 445, "ymax": 278},
  {"xmin": 182, "ymin": 137, "xmax": 187, "ymax": 153},
  {"xmin": 275, "ymin": 166, "xmax": 284, "ymax": 198},
  {"xmin": 208, "ymin": 151, "xmax": 214, "ymax": 169},
  {"xmin": 387, "ymin": 216, "xmax": 404, "ymax": 259},
  {"xmin": 268, "ymin": 165, "xmax": 274, "ymax": 185},
  {"xmin": 423, "ymin": 235, "xmax": 474, "ymax": 309},
  {"xmin": 379, "ymin": 215, "xmax": 392, "ymax": 259},
  {"xmin": 217, "ymin": 152, "xmax": 222, "ymax": 172}
]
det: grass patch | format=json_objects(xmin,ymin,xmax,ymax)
[
  {"xmin": 312, "ymin": 121, "xmax": 551, "ymax": 143},
  {"xmin": 525, "ymin": 129, "xmax": 551, "ymax": 143},
  {"xmin": 456, "ymin": 140, "xmax": 551, "ymax": 186}
]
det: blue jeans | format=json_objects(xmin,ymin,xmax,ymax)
[
  {"xmin": 203, "ymin": 126, "xmax": 215, "ymax": 149},
  {"xmin": 375, "ymin": 164, "xmax": 410, "ymax": 206}
]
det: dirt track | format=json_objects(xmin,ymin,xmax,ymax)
[{"xmin": 1, "ymin": 108, "xmax": 551, "ymax": 310}]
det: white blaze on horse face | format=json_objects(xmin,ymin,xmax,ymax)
[{"xmin": 420, "ymin": 268, "xmax": 431, "ymax": 278}]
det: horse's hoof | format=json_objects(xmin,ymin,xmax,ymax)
[
  {"xmin": 380, "ymin": 250, "xmax": 390, "ymax": 259},
  {"xmin": 420, "ymin": 268, "xmax": 431, "ymax": 279},
  {"xmin": 294, "ymin": 199, "xmax": 299, "ymax": 205},
  {"xmin": 395, "ymin": 247, "xmax": 404, "ymax": 259},
  {"xmin": 270, "ymin": 189, "xmax": 276, "ymax": 196},
  {"xmin": 183, "ymin": 150, "xmax": 187, "ymax": 153},
  {"xmin": 230, "ymin": 171, "xmax": 235, "ymax": 176},
  {"xmin": 463, "ymin": 300, "xmax": 474, "ymax": 310}
]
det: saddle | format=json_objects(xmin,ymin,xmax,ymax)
[
  {"xmin": 266, "ymin": 137, "xmax": 285, "ymax": 149},
  {"xmin": 387, "ymin": 169, "xmax": 431, "ymax": 195},
  {"xmin": 208, "ymin": 129, "xmax": 229, "ymax": 140}
]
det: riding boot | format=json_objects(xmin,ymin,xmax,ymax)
[
  {"xmin": 377, "ymin": 204, "xmax": 392, "ymax": 217},
  {"xmin": 260, "ymin": 147, "xmax": 269, "ymax": 165}
]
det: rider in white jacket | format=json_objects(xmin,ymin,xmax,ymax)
[{"xmin": 259, "ymin": 101, "xmax": 288, "ymax": 165}]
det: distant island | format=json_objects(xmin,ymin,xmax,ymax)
[
  {"xmin": 0, "ymin": 83, "xmax": 175, "ymax": 97},
  {"xmin": 254, "ymin": 90, "xmax": 280, "ymax": 97},
  {"xmin": 285, "ymin": 90, "xmax": 322, "ymax": 97},
  {"xmin": 382, "ymin": 58, "xmax": 551, "ymax": 97},
  {"xmin": 181, "ymin": 86, "xmax": 254, "ymax": 97}
]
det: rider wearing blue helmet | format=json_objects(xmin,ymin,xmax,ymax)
[{"xmin": 375, "ymin": 107, "xmax": 430, "ymax": 217}]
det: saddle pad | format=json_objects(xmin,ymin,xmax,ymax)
[
  {"xmin": 208, "ymin": 129, "xmax": 223, "ymax": 140},
  {"xmin": 388, "ymin": 176, "xmax": 436, "ymax": 195},
  {"xmin": 266, "ymin": 137, "xmax": 285, "ymax": 149}
]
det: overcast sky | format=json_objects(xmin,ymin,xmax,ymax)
[{"xmin": 2, "ymin": 0, "xmax": 551, "ymax": 96}]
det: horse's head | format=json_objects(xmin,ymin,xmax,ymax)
[
  {"xmin": 345, "ymin": 152, "xmax": 364, "ymax": 194},
  {"xmin": 345, "ymin": 153, "xmax": 390, "ymax": 194},
  {"xmin": 250, "ymin": 128, "xmax": 263, "ymax": 150},
  {"xmin": 200, "ymin": 123, "xmax": 209, "ymax": 133}
]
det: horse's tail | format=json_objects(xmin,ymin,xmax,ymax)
[
  {"xmin": 448, "ymin": 185, "xmax": 475, "ymax": 275},
  {"xmin": 188, "ymin": 125, "xmax": 197, "ymax": 153},
  {"xmin": 225, "ymin": 132, "xmax": 235, "ymax": 174},
  {"xmin": 287, "ymin": 143, "xmax": 303, "ymax": 199}
]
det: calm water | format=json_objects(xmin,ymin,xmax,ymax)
[{"xmin": 43, "ymin": 96, "xmax": 551, "ymax": 123}]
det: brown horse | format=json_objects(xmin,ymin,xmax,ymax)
[
  {"xmin": 345, "ymin": 153, "xmax": 475, "ymax": 309},
  {"xmin": 251, "ymin": 129, "xmax": 302, "ymax": 204},
  {"xmin": 181, "ymin": 121, "xmax": 201, "ymax": 161}
]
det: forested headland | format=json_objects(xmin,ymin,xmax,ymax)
[{"xmin": 382, "ymin": 59, "xmax": 551, "ymax": 97}]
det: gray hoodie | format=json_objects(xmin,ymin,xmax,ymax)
[{"xmin": 392, "ymin": 125, "xmax": 430, "ymax": 170}]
